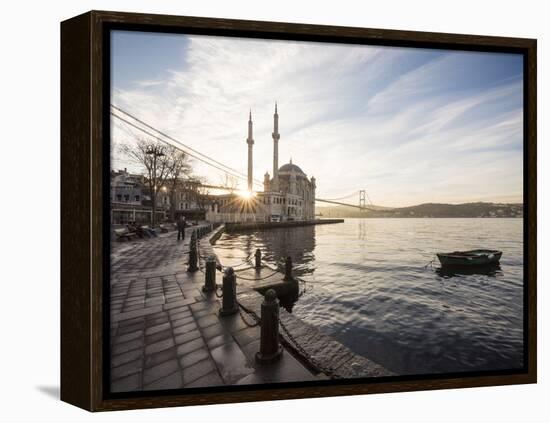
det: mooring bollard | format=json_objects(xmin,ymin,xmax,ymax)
[
  {"xmin": 219, "ymin": 267, "xmax": 238, "ymax": 316},
  {"xmin": 187, "ymin": 237, "xmax": 199, "ymax": 272},
  {"xmin": 255, "ymin": 249, "xmax": 262, "ymax": 269},
  {"xmin": 255, "ymin": 289, "xmax": 283, "ymax": 364},
  {"xmin": 284, "ymin": 256, "xmax": 293, "ymax": 281},
  {"xmin": 202, "ymin": 255, "xmax": 217, "ymax": 292}
]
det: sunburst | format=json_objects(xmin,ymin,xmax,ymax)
[{"xmin": 220, "ymin": 191, "xmax": 262, "ymax": 214}]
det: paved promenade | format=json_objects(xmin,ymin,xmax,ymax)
[{"xmin": 109, "ymin": 226, "xmax": 319, "ymax": 392}]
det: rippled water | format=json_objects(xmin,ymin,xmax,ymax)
[{"xmin": 214, "ymin": 218, "xmax": 524, "ymax": 376}]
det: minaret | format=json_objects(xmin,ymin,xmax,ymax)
[
  {"xmin": 246, "ymin": 110, "xmax": 254, "ymax": 192},
  {"xmin": 263, "ymin": 171, "xmax": 271, "ymax": 192},
  {"xmin": 272, "ymin": 102, "xmax": 280, "ymax": 192}
]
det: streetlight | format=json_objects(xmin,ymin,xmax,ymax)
[{"xmin": 146, "ymin": 145, "xmax": 165, "ymax": 227}]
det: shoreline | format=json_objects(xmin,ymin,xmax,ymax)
[{"xmin": 224, "ymin": 218, "xmax": 344, "ymax": 233}]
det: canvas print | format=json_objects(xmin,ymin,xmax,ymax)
[{"xmin": 108, "ymin": 30, "xmax": 524, "ymax": 393}]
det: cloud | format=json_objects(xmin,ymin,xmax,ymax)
[{"xmin": 112, "ymin": 34, "xmax": 523, "ymax": 206}]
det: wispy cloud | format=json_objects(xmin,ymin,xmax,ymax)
[{"xmin": 112, "ymin": 33, "xmax": 523, "ymax": 206}]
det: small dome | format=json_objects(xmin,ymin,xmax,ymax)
[{"xmin": 278, "ymin": 162, "xmax": 306, "ymax": 175}]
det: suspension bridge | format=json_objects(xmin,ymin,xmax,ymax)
[{"xmin": 110, "ymin": 104, "xmax": 384, "ymax": 213}]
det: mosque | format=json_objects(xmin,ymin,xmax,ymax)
[{"xmin": 209, "ymin": 104, "xmax": 316, "ymax": 222}]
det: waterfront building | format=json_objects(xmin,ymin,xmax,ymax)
[
  {"xmin": 207, "ymin": 104, "xmax": 316, "ymax": 222},
  {"xmin": 157, "ymin": 179, "xmax": 208, "ymax": 221},
  {"xmin": 110, "ymin": 169, "xmax": 161, "ymax": 224},
  {"xmin": 110, "ymin": 169, "xmax": 207, "ymax": 224},
  {"xmin": 110, "ymin": 169, "xmax": 144, "ymax": 205}
]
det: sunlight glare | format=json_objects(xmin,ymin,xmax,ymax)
[{"xmin": 238, "ymin": 190, "xmax": 255, "ymax": 200}]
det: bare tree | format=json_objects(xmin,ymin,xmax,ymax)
[
  {"xmin": 194, "ymin": 176, "xmax": 211, "ymax": 214},
  {"xmin": 164, "ymin": 146, "xmax": 192, "ymax": 221},
  {"xmin": 120, "ymin": 138, "xmax": 179, "ymax": 227}
]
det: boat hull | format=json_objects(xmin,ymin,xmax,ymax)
[{"xmin": 437, "ymin": 250, "xmax": 502, "ymax": 267}]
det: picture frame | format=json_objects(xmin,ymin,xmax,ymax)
[{"xmin": 61, "ymin": 10, "xmax": 537, "ymax": 411}]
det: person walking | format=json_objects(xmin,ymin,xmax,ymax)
[{"xmin": 177, "ymin": 215, "xmax": 186, "ymax": 241}]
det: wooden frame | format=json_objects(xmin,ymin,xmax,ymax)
[{"xmin": 61, "ymin": 10, "xmax": 537, "ymax": 411}]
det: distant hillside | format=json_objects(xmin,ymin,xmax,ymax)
[{"xmin": 316, "ymin": 202, "xmax": 523, "ymax": 218}]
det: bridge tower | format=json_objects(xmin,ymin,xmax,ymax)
[{"xmin": 359, "ymin": 190, "xmax": 366, "ymax": 212}]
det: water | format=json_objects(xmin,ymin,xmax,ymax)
[{"xmin": 213, "ymin": 218, "xmax": 524, "ymax": 376}]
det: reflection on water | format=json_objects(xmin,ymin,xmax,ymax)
[
  {"xmin": 214, "ymin": 218, "xmax": 524, "ymax": 376},
  {"xmin": 436, "ymin": 264, "xmax": 502, "ymax": 278}
]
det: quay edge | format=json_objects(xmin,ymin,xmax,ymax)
[{"xmin": 225, "ymin": 218, "xmax": 344, "ymax": 233}]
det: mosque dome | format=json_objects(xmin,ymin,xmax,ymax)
[{"xmin": 278, "ymin": 161, "xmax": 306, "ymax": 176}]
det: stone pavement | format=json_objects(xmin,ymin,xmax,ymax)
[{"xmin": 109, "ymin": 225, "xmax": 320, "ymax": 392}]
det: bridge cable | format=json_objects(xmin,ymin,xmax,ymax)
[
  {"xmin": 111, "ymin": 111, "xmax": 263, "ymax": 188},
  {"xmin": 321, "ymin": 191, "xmax": 359, "ymax": 201},
  {"xmin": 111, "ymin": 104, "xmax": 264, "ymax": 187}
]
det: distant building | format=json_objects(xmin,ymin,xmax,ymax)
[
  {"xmin": 110, "ymin": 169, "xmax": 163, "ymax": 224},
  {"xmin": 157, "ymin": 179, "xmax": 208, "ymax": 221},
  {"xmin": 110, "ymin": 169, "xmax": 144, "ymax": 205},
  {"xmin": 110, "ymin": 169, "xmax": 207, "ymax": 224},
  {"xmin": 259, "ymin": 160, "xmax": 316, "ymax": 221},
  {"xmin": 208, "ymin": 104, "xmax": 316, "ymax": 222}
]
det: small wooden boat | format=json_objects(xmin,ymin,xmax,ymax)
[{"xmin": 436, "ymin": 249, "xmax": 502, "ymax": 267}]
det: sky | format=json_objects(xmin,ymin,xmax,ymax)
[{"xmin": 111, "ymin": 30, "xmax": 524, "ymax": 207}]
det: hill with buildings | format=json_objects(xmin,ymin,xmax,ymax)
[{"xmin": 316, "ymin": 202, "xmax": 523, "ymax": 218}]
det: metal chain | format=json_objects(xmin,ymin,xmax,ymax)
[
  {"xmin": 237, "ymin": 305, "xmax": 261, "ymax": 327},
  {"xmin": 235, "ymin": 270, "xmax": 280, "ymax": 281},
  {"xmin": 233, "ymin": 266, "xmax": 255, "ymax": 273},
  {"xmin": 218, "ymin": 253, "xmax": 254, "ymax": 270},
  {"xmin": 232, "ymin": 300, "xmax": 262, "ymax": 328}
]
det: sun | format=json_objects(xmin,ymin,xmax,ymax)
[{"xmin": 238, "ymin": 190, "xmax": 255, "ymax": 200}]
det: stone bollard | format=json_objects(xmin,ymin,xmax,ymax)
[
  {"xmin": 202, "ymin": 255, "xmax": 217, "ymax": 292},
  {"xmin": 284, "ymin": 256, "xmax": 293, "ymax": 281},
  {"xmin": 187, "ymin": 237, "xmax": 199, "ymax": 272},
  {"xmin": 219, "ymin": 267, "xmax": 238, "ymax": 316},
  {"xmin": 255, "ymin": 249, "xmax": 262, "ymax": 269},
  {"xmin": 255, "ymin": 289, "xmax": 283, "ymax": 364}
]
